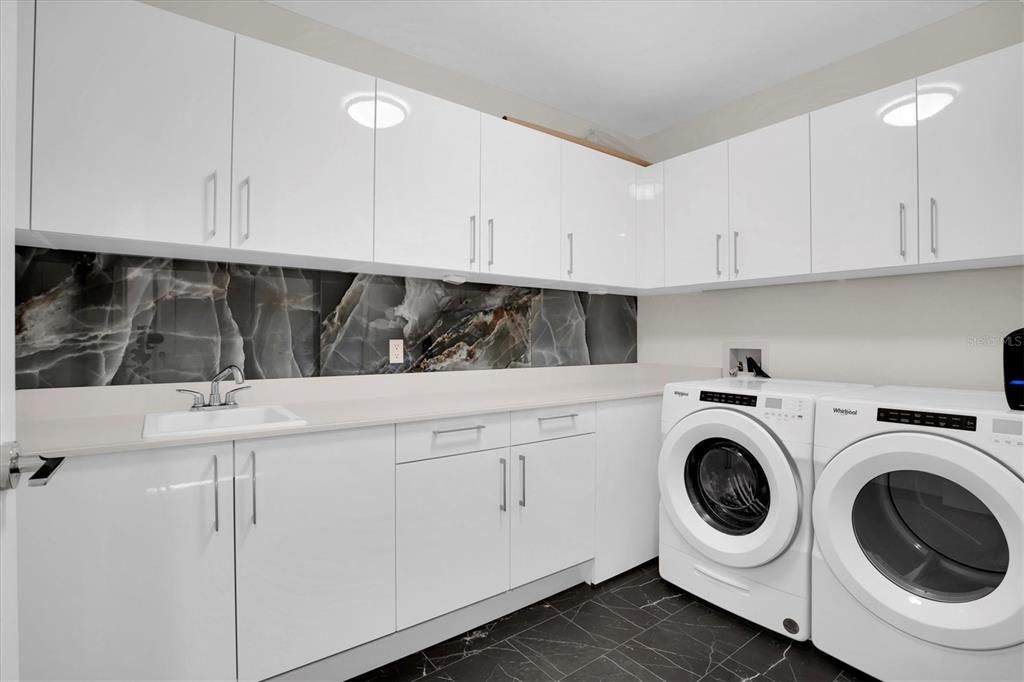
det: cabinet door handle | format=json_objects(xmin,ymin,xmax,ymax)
[
  {"xmin": 210, "ymin": 171, "xmax": 218, "ymax": 239},
  {"xmin": 250, "ymin": 450, "xmax": 257, "ymax": 527},
  {"xmin": 469, "ymin": 216, "xmax": 477, "ymax": 264},
  {"xmin": 537, "ymin": 413, "xmax": 578, "ymax": 422},
  {"xmin": 488, "ymin": 218, "xmax": 495, "ymax": 266},
  {"xmin": 518, "ymin": 454, "xmax": 527, "ymax": 507},
  {"xmin": 432, "ymin": 425, "xmax": 485, "ymax": 436},
  {"xmin": 929, "ymin": 197, "xmax": 938, "ymax": 255},
  {"xmin": 898, "ymin": 202, "xmax": 906, "ymax": 258},
  {"xmin": 213, "ymin": 455, "xmax": 220, "ymax": 533},
  {"xmin": 715, "ymin": 233, "xmax": 722, "ymax": 276},
  {"xmin": 733, "ymin": 232, "xmax": 739, "ymax": 275},
  {"xmin": 567, "ymin": 232, "xmax": 575, "ymax": 276},
  {"xmin": 499, "ymin": 457, "xmax": 507, "ymax": 512},
  {"xmin": 242, "ymin": 177, "xmax": 253, "ymax": 243}
]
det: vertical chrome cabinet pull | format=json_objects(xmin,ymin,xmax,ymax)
[
  {"xmin": 898, "ymin": 202, "xmax": 906, "ymax": 258},
  {"xmin": 488, "ymin": 219, "xmax": 495, "ymax": 266},
  {"xmin": 213, "ymin": 455, "xmax": 220, "ymax": 533},
  {"xmin": 715, "ymin": 233, "xmax": 722, "ymax": 276},
  {"xmin": 469, "ymin": 216, "xmax": 477, "ymax": 264},
  {"xmin": 250, "ymin": 450, "xmax": 257, "ymax": 527},
  {"xmin": 929, "ymin": 197, "xmax": 938, "ymax": 255},
  {"xmin": 733, "ymin": 232, "xmax": 740, "ymax": 275},
  {"xmin": 567, "ymin": 233, "xmax": 575, "ymax": 276},
  {"xmin": 499, "ymin": 457, "xmax": 507, "ymax": 511},
  {"xmin": 518, "ymin": 455, "xmax": 527, "ymax": 507},
  {"xmin": 211, "ymin": 172, "xmax": 218, "ymax": 239},
  {"xmin": 242, "ymin": 177, "xmax": 253, "ymax": 242}
]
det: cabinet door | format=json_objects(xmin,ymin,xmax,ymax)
[
  {"xmin": 232, "ymin": 36, "xmax": 374, "ymax": 260},
  {"xmin": 375, "ymin": 81, "xmax": 481, "ymax": 271},
  {"xmin": 664, "ymin": 143, "xmax": 730, "ymax": 286},
  {"xmin": 18, "ymin": 445, "xmax": 235, "ymax": 681},
  {"xmin": 31, "ymin": 1, "xmax": 232, "ymax": 246},
  {"xmin": 510, "ymin": 434, "xmax": 595, "ymax": 588},
  {"xmin": 480, "ymin": 115, "xmax": 562, "ymax": 279},
  {"xmin": 561, "ymin": 143, "xmax": 637, "ymax": 287},
  {"xmin": 919, "ymin": 43, "xmax": 1024, "ymax": 262},
  {"xmin": 728, "ymin": 115, "xmax": 811, "ymax": 281},
  {"xmin": 396, "ymin": 449, "xmax": 510, "ymax": 629},
  {"xmin": 811, "ymin": 80, "xmax": 919, "ymax": 272},
  {"xmin": 635, "ymin": 162, "xmax": 666, "ymax": 288},
  {"xmin": 235, "ymin": 427, "xmax": 395, "ymax": 681}
]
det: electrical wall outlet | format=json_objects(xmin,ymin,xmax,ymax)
[{"xmin": 389, "ymin": 339, "xmax": 404, "ymax": 364}]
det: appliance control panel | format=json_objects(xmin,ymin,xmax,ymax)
[
  {"xmin": 876, "ymin": 408, "xmax": 977, "ymax": 432},
  {"xmin": 699, "ymin": 390, "xmax": 757, "ymax": 407}
]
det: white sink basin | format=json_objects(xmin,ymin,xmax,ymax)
[{"xmin": 143, "ymin": 405, "xmax": 307, "ymax": 440}]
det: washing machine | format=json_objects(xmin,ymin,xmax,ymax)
[
  {"xmin": 658, "ymin": 377, "xmax": 866, "ymax": 640},
  {"xmin": 812, "ymin": 386, "xmax": 1023, "ymax": 681}
]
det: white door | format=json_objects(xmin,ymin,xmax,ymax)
[
  {"xmin": 813, "ymin": 433, "xmax": 1023, "ymax": 650},
  {"xmin": 374, "ymin": 81, "xmax": 481, "ymax": 272},
  {"xmin": 480, "ymin": 115, "xmax": 561, "ymax": 279},
  {"xmin": 918, "ymin": 43, "xmax": 1024, "ymax": 262},
  {"xmin": 811, "ymin": 80, "xmax": 919, "ymax": 272},
  {"xmin": 561, "ymin": 143, "xmax": 637, "ymax": 287},
  {"xmin": 396, "ymin": 448, "xmax": 510, "ymax": 629},
  {"xmin": 232, "ymin": 36, "xmax": 374, "ymax": 260},
  {"xmin": 235, "ymin": 428, "xmax": 396, "ymax": 681},
  {"xmin": 728, "ymin": 115, "xmax": 811, "ymax": 281},
  {"xmin": 658, "ymin": 409, "xmax": 800, "ymax": 567},
  {"xmin": 31, "ymin": 1, "xmax": 233, "ymax": 246},
  {"xmin": 17, "ymin": 445, "xmax": 236, "ymax": 681},
  {"xmin": 510, "ymin": 434, "xmax": 595, "ymax": 588},
  {"xmin": 635, "ymin": 162, "xmax": 666, "ymax": 288},
  {"xmin": 664, "ymin": 143, "xmax": 730, "ymax": 286}
]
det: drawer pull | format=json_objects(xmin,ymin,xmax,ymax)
[
  {"xmin": 499, "ymin": 457, "xmax": 507, "ymax": 512},
  {"xmin": 537, "ymin": 413, "xmax": 579, "ymax": 422},
  {"xmin": 432, "ymin": 425, "xmax": 486, "ymax": 436},
  {"xmin": 519, "ymin": 455, "xmax": 527, "ymax": 507}
]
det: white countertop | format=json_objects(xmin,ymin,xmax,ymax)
[{"xmin": 16, "ymin": 364, "xmax": 720, "ymax": 459}]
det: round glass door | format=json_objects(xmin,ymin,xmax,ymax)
[
  {"xmin": 685, "ymin": 438, "xmax": 771, "ymax": 535},
  {"xmin": 852, "ymin": 470, "xmax": 1008, "ymax": 603}
]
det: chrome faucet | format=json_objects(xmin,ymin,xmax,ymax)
[{"xmin": 176, "ymin": 365, "xmax": 250, "ymax": 411}]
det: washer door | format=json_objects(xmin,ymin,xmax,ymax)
[
  {"xmin": 813, "ymin": 432, "xmax": 1024, "ymax": 651},
  {"xmin": 659, "ymin": 408, "xmax": 801, "ymax": 568}
]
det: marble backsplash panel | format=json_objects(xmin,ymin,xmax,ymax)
[{"xmin": 14, "ymin": 248, "xmax": 637, "ymax": 389}]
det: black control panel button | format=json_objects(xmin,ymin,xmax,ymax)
[
  {"xmin": 700, "ymin": 390, "xmax": 758, "ymax": 407},
  {"xmin": 877, "ymin": 408, "xmax": 977, "ymax": 432}
]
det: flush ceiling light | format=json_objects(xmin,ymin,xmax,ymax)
[
  {"xmin": 879, "ymin": 84, "xmax": 959, "ymax": 127},
  {"xmin": 345, "ymin": 93, "xmax": 408, "ymax": 129}
]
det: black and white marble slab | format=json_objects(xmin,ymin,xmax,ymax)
[{"xmin": 14, "ymin": 247, "xmax": 638, "ymax": 388}]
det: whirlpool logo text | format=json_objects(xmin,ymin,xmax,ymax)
[{"xmin": 832, "ymin": 407, "xmax": 859, "ymax": 416}]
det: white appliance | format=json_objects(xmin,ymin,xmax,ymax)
[
  {"xmin": 812, "ymin": 386, "xmax": 1024, "ymax": 681},
  {"xmin": 658, "ymin": 377, "xmax": 866, "ymax": 640}
]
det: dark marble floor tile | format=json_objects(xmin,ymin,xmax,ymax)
[
  {"xmin": 700, "ymin": 657, "xmax": 761, "ymax": 682},
  {"xmin": 833, "ymin": 668, "xmax": 879, "ymax": 682},
  {"xmin": 562, "ymin": 654, "xmax": 652, "ymax": 681},
  {"xmin": 626, "ymin": 615, "xmax": 730, "ymax": 680},
  {"xmin": 613, "ymin": 638, "xmax": 704, "ymax": 682},
  {"xmin": 422, "ymin": 600, "xmax": 560, "ymax": 669},
  {"xmin": 545, "ymin": 582, "xmax": 597, "ymax": 614},
  {"xmin": 593, "ymin": 560, "xmax": 660, "ymax": 595},
  {"xmin": 607, "ymin": 574, "xmax": 692, "ymax": 619},
  {"xmin": 350, "ymin": 651, "xmax": 435, "ymax": 681},
  {"xmin": 510, "ymin": 614, "xmax": 615, "ymax": 679},
  {"xmin": 590, "ymin": 589, "xmax": 668, "ymax": 630},
  {"xmin": 728, "ymin": 631, "xmax": 844, "ymax": 682},
  {"xmin": 562, "ymin": 599, "xmax": 645, "ymax": 647},
  {"xmin": 605, "ymin": 647, "xmax": 667, "ymax": 682},
  {"xmin": 424, "ymin": 642, "xmax": 553, "ymax": 682},
  {"xmin": 658, "ymin": 601, "xmax": 761, "ymax": 656}
]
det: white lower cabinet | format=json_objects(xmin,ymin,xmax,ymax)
[
  {"xmin": 234, "ymin": 428, "xmax": 396, "ymax": 681},
  {"xmin": 17, "ymin": 444, "xmax": 236, "ymax": 681},
  {"xmin": 510, "ymin": 434, "xmax": 596, "ymax": 588},
  {"xmin": 396, "ymin": 448, "xmax": 511, "ymax": 629}
]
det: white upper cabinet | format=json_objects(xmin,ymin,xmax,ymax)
[
  {"xmin": 811, "ymin": 80, "xmax": 919, "ymax": 273},
  {"xmin": 232, "ymin": 36, "xmax": 374, "ymax": 260},
  {"xmin": 663, "ymin": 143, "xmax": 730, "ymax": 286},
  {"xmin": 918, "ymin": 43, "xmax": 1024, "ymax": 262},
  {"xmin": 635, "ymin": 162, "xmax": 666, "ymax": 288},
  {"xmin": 480, "ymin": 116, "xmax": 562, "ymax": 280},
  {"xmin": 728, "ymin": 115, "xmax": 811, "ymax": 281},
  {"xmin": 235, "ymin": 428, "xmax": 396, "ymax": 681},
  {"xmin": 31, "ymin": 1, "xmax": 233, "ymax": 246},
  {"xmin": 374, "ymin": 81, "xmax": 482, "ymax": 271},
  {"xmin": 561, "ymin": 143, "xmax": 638, "ymax": 288}
]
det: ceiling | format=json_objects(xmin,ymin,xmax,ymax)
[{"xmin": 271, "ymin": 0, "xmax": 982, "ymax": 139}]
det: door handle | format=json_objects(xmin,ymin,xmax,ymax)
[
  {"xmin": 432, "ymin": 425, "xmax": 485, "ymax": 436},
  {"xmin": 715, "ymin": 233, "xmax": 722, "ymax": 276},
  {"xmin": 487, "ymin": 218, "xmax": 495, "ymax": 267},
  {"xmin": 929, "ymin": 197, "xmax": 938, "ymax": 255},
  {"xmin": 213, "ymin": 455, "xmax": 220, "ymax": 533},
  {"xmin": 210, "ymin": 171, "xmax": 218, "ymax": 239},
  {"xmin": 499, "ymin": 457, "xmax": 507, "ymax": 512},
  {"xmin": 250, "ymin": 450, "xmax": 257, "ymax": 527},
  {"xmin": 469, "ymin": 216, "xmax": 477, "ymax": 265},
  {"xmin": 242, "ymin": 177, "xmax": 253, "ymax": 243},
  {"xmin": 518, "ymin": 455, "xmax": 527, "ymax": 507},
  {"xmin": 898, "ymin": 202, "xmax": 906, "ymax": 258},
  {"xmin": 733, "ymin": 232, "xmax": 739, "ymax": 275},
  {"xmin": 567, "ymin": 232, "xmax": 575, "ymax": 276},
  {"xmin": 537, "ymin": 413, "xmax": 578, "ymax": 422}
]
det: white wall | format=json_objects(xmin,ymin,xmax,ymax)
[{"xmin": 639, "ymin": 267, "xmax": 1024, "ymax": 391}]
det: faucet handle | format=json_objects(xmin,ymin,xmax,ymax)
[
  {"xmin": 176, "ymin": 389, "xmax": 207, "ymax": 409},
  {"xmin": 224, "ymin": 385, "xmax": 251, "ymax": 406}
]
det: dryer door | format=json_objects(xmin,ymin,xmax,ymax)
[
  {"xmin": 813, "ymin": 432, "xmax": 1024, "ymax": 651},
  {"xmin": 659, "ymin": 408, "xmax": 801, "ymax": 568}
]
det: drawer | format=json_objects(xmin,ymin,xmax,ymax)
[
  {"xmin": 397, "ymin": 412, "xmax": 510, "ymax": 463},
  {"xmin": 510, "ymin": 403, "xmax": 596, "ymax": 445}
]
